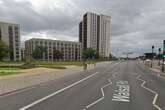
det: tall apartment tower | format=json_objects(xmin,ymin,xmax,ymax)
[
  {"xmin": 0, "ymin": 21, "xmax": 21, "ymax": 61},
  {"xmin": 79, "ymin": 12, "xmax": 111, "ymax": 58}
]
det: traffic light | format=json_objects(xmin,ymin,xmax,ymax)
[{"xmin": 152, "ymin": 45, "xmax": 154, "ymax": 49}]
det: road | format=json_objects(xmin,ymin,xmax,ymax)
[{"xmin": 0, "ymin": 61, "xmax": 165, "ymax": 110}]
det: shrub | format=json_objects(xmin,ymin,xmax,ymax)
[{"xmin": 20, "ymin": 63, "xmax": 36, "ymax": 69}]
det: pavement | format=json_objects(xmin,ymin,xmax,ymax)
[
  {"xmin": 0, "ymin": 61, "xmax": 165, "ymax": 110},
  {"xmin": 0, "ymin": 66, "xmax": 85, "ymax": 95},
  {"xmin": 141, "ymin": 60, "xmax": 165, "ymax": 77}
]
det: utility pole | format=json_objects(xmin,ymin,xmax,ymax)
[
  {"xmin": 151, "ymin": 45, "xmax": 154, "ymax": 68},
  {"xmin": 162, "ymin": 40, "xmax": 165, "ymax": 72},
  {"xmin": 158, "ymin": 48, "xmax": 161, "ymax": 66}
]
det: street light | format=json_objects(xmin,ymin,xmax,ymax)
[{"xmin": 151, "ymin": 45, "xmax": 154, "ymax": 68}]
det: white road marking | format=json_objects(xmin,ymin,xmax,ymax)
[
  {"xmin": 83, "ymin": 73, "xmax": 117, "ymax": 110},
  {"xmin": 112, "ymin": 81, "xmax": 130, "ymax": 102},
  {"xmin": 137, "ymin": 75, "xmax": 162, "ymax": 110},
  {"xmin": 86, "ymin": 80, "xmax": 112, "ymax": 109},
  {"xmin": 19, "ymin": 72, "xmax": 99, "ymax": 110}
]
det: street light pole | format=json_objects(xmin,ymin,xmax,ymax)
[
  {"xmin": 151, "ymin": 45, "xmax": 154, "ymax": 68},
  {"xmin": 162, "ymin": 40, "xmax": 165, "ymax": 72},
  {"xmin": 158, "ymin": 48, "xmax": 161, "ymax": 66}
]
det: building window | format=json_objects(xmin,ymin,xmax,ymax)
[{"xmin": 14, "ymin": 26, "xmax": 18, "ymax": 30}]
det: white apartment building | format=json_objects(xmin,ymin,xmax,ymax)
[
  {"xmin": 99, "ymin": 14, "xmax": 111, "ymax": 57},
  {"xmin": 79, "ymin": 12, "xmax": 111, "ymax": 58},
  {"xmin": 0, "ymin": 21, "xmax": 21, "ymax": 61},
  {"xmin": 25, "ymin": 38, "xmax": 82, "ymax": 61}
]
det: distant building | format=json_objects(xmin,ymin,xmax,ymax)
[
  {"xmin": 79, "ymin": 12, "xmax": 111, "ymax": 58},
  {"xmin": 0, "ymin": 21, "xmax": 21, "ymax": 61},
  {"xmin": 25, "ymin": 38, "xmax": 82, "ymax": 61},
  {"xmin": 144, "ymin": 53, "xmax": 156, "ymax": 59}
]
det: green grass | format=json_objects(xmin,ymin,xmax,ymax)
[
  {"xmin": 32, "ymin": 61, "xmax": 83, "ymax": 66},
  {"xmin": 0, "ymin": 68, "xmax": 21, "ymax": 76},
  {"xmin": 41, "ymin": 65, "xmax": 66, "ymax": 69},
  {"xmin": 0, "ymin": 60, "xmax": 101, "ymax": 76},
  {"xmin": 0, "ymin": 68, "xmax": 21, "ymax": 70},
  {"xmin": 32, "ymin": 61, "xmax": 99, "ymax": 66},
  {"xmin": 0, "ymin": 61, "xmax": 24, "ymax": 65}
]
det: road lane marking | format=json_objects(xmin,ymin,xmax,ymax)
[
  {"xmin": 86, "ymin": 80, "xmax": 112, "ymax": 108},
  {"xmin": 83, "ymin": 73, "xmax": 118, "ymax": 110},
  {"xmin": 112, "ymin": 81, "xmax": 130, "ymax": 102},
  {"xmin": 137, "ymin": 75, "xmax": 162, "ymax": 110},
  {"xmin": 19, "ymin": 72, "xmax": 99, "ymax": 110}
]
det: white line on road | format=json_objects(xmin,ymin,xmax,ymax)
[
  {"xmin": 86, "ymin": 80, "xmax": 112, "ymax": 109},
  {"xmin": 19, "ymin": 72, "xmax": 99, "ymax": 110},
  {"xmin": 83, "ymin": 73, "xmax": 117, "ymax": 110},
  {"xmin": 137, "ymin": 75, "xmax": 162, "ymax": 110}
]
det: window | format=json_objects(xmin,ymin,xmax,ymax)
[{"xmin": 14, "ymin": 26, "xmax": 18, "ymax": 30}]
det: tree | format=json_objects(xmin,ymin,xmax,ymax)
[
  {"xmin": 82, "ymin": 48, "xmax": 99, "ymax": 60},
  {"xmin": 0, "ymin": 40, "xmax": 9, "ymax": 61},
  {"xmin": 32, "ymin": 46, "xmax": 46, "ymax": 60},
  {"xmin": 53, "ymin": 50, "xmax": 63, "ymax": 60}
]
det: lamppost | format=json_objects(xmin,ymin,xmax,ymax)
[
  {"xmin": 162, "ymin": 40, "xmax": 165, "ymax": 72},
  {"xmin": 158, "ymin": 48, "xmax": 161, "ymax": 66},
  {"xmin": 151, "ymin": 45, "xmax": 154, "ymax": 68}
]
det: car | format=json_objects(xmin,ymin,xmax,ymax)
[{"xmin": 145, "ymin": 59, "xmax": 151, "ymax": 62}]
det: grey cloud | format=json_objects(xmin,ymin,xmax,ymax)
[
  {"xmin": 0, "ymin": 0, "xmax": 78, "ymax": 32},
  {"xmin": 0, "ymin": 0, "xmax": 165, "ymax": 57}
]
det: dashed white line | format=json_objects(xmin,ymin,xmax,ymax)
[
  {"xmin": 137, "ymin": 75, "xmax": 162, "ymax": 110},
  {"xmin": 19, "ymin": 72, "xmax": 99, "ymax": 110}
]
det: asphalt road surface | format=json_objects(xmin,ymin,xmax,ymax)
[{"xmin": 0, "ymin": 61, "xmax": 165, "ymax": 110}]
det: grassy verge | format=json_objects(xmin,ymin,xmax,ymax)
[
  {"xmin": 32, "ymin": 60, "xmax": 99, "ymax": 66},
  {"xmin": 40, "ymin": 65, "xmax": 66, "ymax": 69},
  {"xmin": 32, "ymin": 61, "xmax": 83, "ymax": 66},
  {"xmin": 0, "ymin": 68, "xmax": 21, "ymax": 76},
  {"xmin": 0, "ymin": 60, "xmax": 102, "ymax": 76}
]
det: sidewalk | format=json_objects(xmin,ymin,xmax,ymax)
[
  {"xmin": 0, "ymin": 61, "xmax": 110, "ymax": 96},
  {"xmin": 149, "ymin": 66, "xmax": 165, "ymax": 77},
  {"xmin": 140, "ymin": 61, "xmax": 165, "ymax": 77},
  {"xmin": 0, "ymin": 65, "xmax": 90, "ymax": 96}
]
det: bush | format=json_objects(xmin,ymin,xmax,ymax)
[{"xmin": 20, "ymin": 63, "xmax": 36, "ymax": 69}]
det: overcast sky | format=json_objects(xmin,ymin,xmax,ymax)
[{"xmin": 0, "ymin": 0, "xmax": 165, "ymax": 57}]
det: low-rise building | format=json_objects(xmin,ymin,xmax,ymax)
[{"xmin": 25, "ymin": 38, "xmax": 82, "ymax": 61}]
